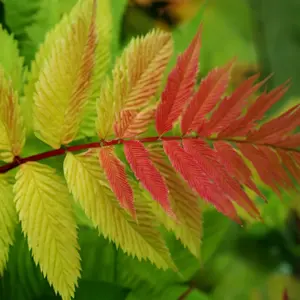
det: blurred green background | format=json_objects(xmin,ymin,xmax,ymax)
[{"xmin": 0, "ymin": 0, "xmax": 300, "ymax": 299}]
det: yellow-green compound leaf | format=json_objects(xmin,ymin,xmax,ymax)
[
  {"xmin": 33, "ymin": 0, "xmax": 98, "ymax": 149},
  {"xmin": 96, "ymin": 29, "xmax": 173, "ymax": 139},
  {"xmin": 78, "ymin": 0, "xmax": 112, "ymax": 138},
  {"xmin": 148, "ymin": 145, "xmax": 202, "ymax": 258},
  {"xmin": 0, "ymin": 175, "xmax": 17, "ymax": 276},
  {"xmin": 0, "ymin": 24, "xmax": 24, "ymax": 91},
  {"xmin": 0, "ymin": 67, "xmax": 26, "ymax": 162},
  {"xmin": 64, "ymin": 152, "xmax": 176, "ymax": 271},
  {"xmin": 14, "ymin": 162, "xmax": 80, "ymax": 300}
]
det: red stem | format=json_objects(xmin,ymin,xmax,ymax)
[
  {"xmin": 0, "ymin": 135, "xmax": 298, "ymax": 174},
  {"xmin": 0, "ymin": 136, "xmax": 189, "ymax": 174}
]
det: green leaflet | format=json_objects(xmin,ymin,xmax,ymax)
[
  {"xmin": 0, "ymin": 175, "xmax": 17, "ymax": 276},
  {"xmin": 0, "ymin": 24, "xmax": 24, "ymax": 91},
  {"xmin": 3, "ymin": 0, "xmax": 76, "ymax": 65},
  {"xmin": 200, "ymin": 210, "xmax": 232, "ymax": 264},
  {"xmin": 126, "ymin": 284, "xmax": 210, "ymax": 300},
  {"xmin": 1, "ymin": 227, "xmax": 53, "ymax": 300},
  {"xmin": 74, "ymin": 281, "xmax": 129, "ymax": 300},
  {"xmin": 110, "ymin": 0, "xmax": 128, "ymax": 62},
  {"xmin": 14, "ymin": 162, "xmax": 81, "ymax": 300},
  {"xmin": 199, "ymin": 0, "xmax": 256, "ymax": 75},
  {"xmin": 63, "ymin": 152, "xmax": 176, "ymax": 271}
]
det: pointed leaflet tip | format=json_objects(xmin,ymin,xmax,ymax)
[
  {"xmin": 124, "ymin": 140, "xmax": 173, "ymax": 216},
  {"xmin": 99, "ymin": 147, "xmax": 136, "ymax": 219},
  {"xmin": 155, "ymin": 25, "xmax": 202, "ymax": 135},
  {"xmin": 181, "ymin": 59, "xmax": 235, "ymax": 135}
]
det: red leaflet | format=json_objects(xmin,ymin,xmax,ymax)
[
  {"xmin": 215, "ymin": 75, "xmax": 269, "ymax": 137},
  {"xmin": 181, "ymin": 60, "xmax": 234, "ymax": 135},
  {"xmin": 259, "ymin": 146, "xmax": 293, "ymax": 188},
  {"xmin": 248, "ymin": 104, "xmax": 300, "ymax": 143},
  {"xmin": 214, "ymin": 141, "xmax": 266, "ymax": 201},
  {"xmin": 201, "ymin": 74, "xmax": 266, "ymax": 137},
  {"xmin": 99, "ymin": 147, "xmax": 135, "ymax": 218},
  {"xmin": 278, "ymin": 150, "xmax": 300, "ymax": 183},
  {"xmin": 274, "ymin": 133, "xmax": 300, "ymax": 148},
  {"xmin": 163, "ymin": 140, "xmax": 240, "ymax": 222},
  {"xmin": 238, "ymin": 144, "xmax": 283, "ymax": 197},
  {"xmin": 155, "ymin": 26, "xmax": 202, "ymax": 135},
  {"xmin": 124, "ymin": 140, "xmax": 173, "ymax": 215},
  {"xmin": 226, "ymin": 82, "xmax": 289, "ymax": 137},
  {"xmin": 182, "ymin": 139, "xmax": 260, "ymax": 219},
  {"xmin": 292, "ymin": 152, "xmax": 300, "ymax": 167}
]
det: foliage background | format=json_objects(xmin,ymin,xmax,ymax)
[{"xmin": 0, "ymin": 0, "xmax": 300, "ymax": 299}]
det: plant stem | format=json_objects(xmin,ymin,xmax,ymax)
[
  {"xmin": 0, "ymin": 136, "xmax": 188, "ymax": 174},
  {"xmin": 0, "ymin": 135, "xmax": 298, "ymax": 174}
]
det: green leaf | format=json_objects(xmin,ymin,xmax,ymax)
[
  {"xmin": 3, "ymin": 0, "xmax": 79, "ymax": 65},
  {"xmin": 0, "ymin": 25, "xmax": 24, "ymax": 91},
  {"xmin": 110, "ymin": 0, "xmax": 127, "ymax": 62},
  {"xmin": 210, "ymin": 254, "xmax": 268, "ymax": 300},
  {"xmin": 126, "ymin": 284, "xmax": 210, "ymax": 300},
  {"xmin": 0, "ymin": 175, "xmax": 17, "ymax": 276},
  {"xmin": 201, "ymin": 210, "xmax": 232, "ymax": 263},
  {"xmin": 14, "ymin": 162, "xmax": 81, "ymax": 300},
  {"xmin": 74, "ymin": 281, "xmax": 129, "ymax": 300},
  {"xmin": 78, "ymin": 227, "xmax": 116, "ymax": 283},
  {"xmin": 116, "ymin": 232, "xmax": 200, "ymax": 292},
  {"xmin": 1, "ymin": 227, "xmax": 54, "ymax": 300},
  {"xmin": 200, "ymin": 0, "xmax": 256, "ymax": 74}
]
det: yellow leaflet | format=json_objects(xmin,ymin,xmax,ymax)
[
  {"xmin": 14, "ymin": 162, "xmax": 80, "ymax": 300},
  {"xmin": 0, "ymin": 175, "xmax": 17, "ymax": 276},
  {"xmin": 0, "ymin": 25, "xmax": 24, "ymax": 91},
  {"xmin": 96, "ymin": 29, "xmax": 173, "ymax": 139},
  {"xmin": 23, "ymin": 0, "xmax": 88, "ymax": 134},
  {"xmin": 33, "ymin": 0, "xmax": 98, "ymax": 148},
  {"xmin": 78, "ymin": 0, "xmax": 112, "ymax": 137},
  {"xmin": 148, "ymin": 145, "xmax": 202, "ymax": 258},
  {"xmin": 64, "ymin": 152, "xmax": 176, "ymax": 270},
  {"xmin": 0, "ymin": 68, "xmax": 25, "ymax": 162},
  {"xmin": 95, "ymin": 78, "xmax": 117, "ymax": 139}
]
